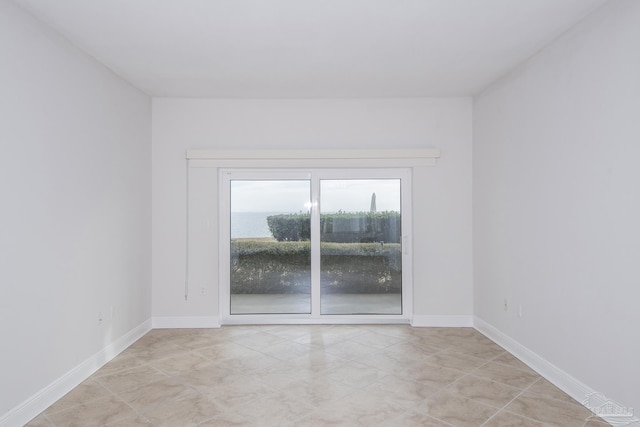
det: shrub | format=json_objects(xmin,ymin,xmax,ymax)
[
  {"xmin": 230, "ymin": 240, "xmax": 311, "ymax": 294},
  {"xmin": 266, "ymin": 214, "xmax": 310, "ymax": 242},
  {"xmin": 230, "ymin": 239, "xmax": 401, "ymax": 294},
  {"xmin": 267, "ymin": 211, "xmax": 401, "ymax": 243}
]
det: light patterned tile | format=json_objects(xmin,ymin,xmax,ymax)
[
  {"xmin": 471, "ymin": 361, "xmax": 540, "ymax": 389},
  {"xmin": 444, "ymin": 374, "xmax": 522, "ymax": 408},
  {"xmin": 358, "ymin": 351, "xmax": 410, "ymax": 371},
  {"xmin": 232, "ymin": 392, "xmax": 313, "ymax": 426},
  {"xmin": 220, "ymin": 350, "xmax": 283, "ymax": 375},
  {"xmin": 117, "ymin": 377, "xmax": 196, "ymax": 412},
  {"xmin": 450, "ymin": 341, "xmax": 506, "ymax": 359},
  {"xmin": 425, "ymin": 350, "xmax": 488, "ymax": 372},
  {"xmin": 421, "ymin": 391, "xmax": 498, "ymax": 427},
  {"xmin": 174, "ymin": 362, "xmax": 240, "ymax": 389},
  {"xmin": 149, "ymin": 350, "xmax": 214, "ymax": 376},
  {"xmin": 492, "ymin": 352, "xmax": 538, "ymax": 375},
  {"xmin": 483, "ymin": 410, "xmax": 545, "ymax": 426},
  {"xmin": 383, "ymin": 411, "xmax": 454, "ymax": 427},
  {"xmin": 505, "ymin": 391, "xmax": 597, "ymax": 427},
  {"xmin": 359, "ymin": 324, "xmax": 418, "ymax": 339},
  {"xmin": 195, "ymin": 341, "xmax": 261, "ymax": 361},
  {"xmin": 211, "ymin": 326, "xmax": 259, "ymax": 339},
  {"xmin": 259, "ymin": 340, "xmax": 315, "ymax": 361},
  {"xmin": 367, "ymin": 375, "xmax": 440, "ymax": 404},
  {"xmin": 125, "ymin": 340, "xmax": 188, "ymax": 361},
  {"xmin": 264, "ymin": 324, "xmax": 333, "ymax": 340},
  {"xmin": 292, "ymin": 325, "xmax": 365, "ymax": 346},
  {"xmin": 349, "ymin": 330, "xmax": 408, "ymax": 349},
  {"xmin": 193, "ymin": 372, "xmax": 275, "ymax": 409},
  {"xmin": 411, "ymin": 334, "xmax": 459, "ymax": 349},
  {"xmin": 130, "ymin": 331, "xmax": 169, "ymax": 347},
  {"xmin": 140, "ymin": 393, "xmax": 224, "ymax": 427},
  {"xmin": 283, "ymin": 378, "xmax": 356, "ymax": 406},
  {"xmin": 46, "ymin": 395, "xmax": 138, "ymax": 427},
  {"xmin": 324, "ymin": 339, "xmax": 381, "ymax": 361},
  {"xmin": 394, "ymin": 360, "xmax": 466, "ymax": 390},
  {"xmin": 44, "ymin": 379, "xmax": 113, "ymax": 414},
  {"xmin": 248, "ymin": 366, "xmax": 312, "ymax": 390},
  {"xmin": 232, "ymin": 331, "xmax": 288, "ymax": 351},
  {"xmin": 382, "ymin": 341, "xmax": 442, "ymax": 364},
  {"xmin": 92, "ymin": 351, "xmax": 147, "ymax": 378},
  {"xmin": 288, "ymin": 348, "xmax": 349, "ymax": 373},
  {"xmin": 323, "ymin": 361, "xmax": 388, "ymax": 388},
  {"xmin": 308, "ymin": 387, "xmax": 410, "ymax": 426},
  {"xmin": 24, "ymin": 326, "xmax": 603, "ymax": 427},
  {"xmin": 167, "ymin": 332, "xmax": 230, "ymax": 350},
  {"xmin": 104, "ymin": 414, "xmax": 154, "ymax": 426},
  {"xmin": 94, "ymin": 364, "xmax": 169, "ymax": 394},
  {"xmin": 527, "ymin": 377, "xmax": 578, "ymax": 404},
  {"xmin": 198, "ymin": 410, "xmax": 259, "ymax": 426}
]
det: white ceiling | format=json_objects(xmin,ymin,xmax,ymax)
[{"xmin": 12, "ymin": 0, "xmax": 609, "ymax": 97}]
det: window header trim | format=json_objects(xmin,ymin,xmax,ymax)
[{"xmin": 186, "ymin": 149, "xmax": 440, "ymax": 161}]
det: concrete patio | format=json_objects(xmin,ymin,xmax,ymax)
[{"xmin": 230, "ymin": 293, "xmax": 402, "ymax": 315}]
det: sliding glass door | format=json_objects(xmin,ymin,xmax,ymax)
[
  {"xmin": 229, "ymin": 174, "xmax": 312, "ymax": 314},
  {"xmin": 221, "ymin": 169, "xmax": 411, "ymax": 321},
  {"xmin": 319, "ymin": 179, "xmax": 402, "ymax": 315}
]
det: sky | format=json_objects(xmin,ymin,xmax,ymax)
[{"xmin": 231, "ymin": 179, "xmax": 401, "ymax": 213}]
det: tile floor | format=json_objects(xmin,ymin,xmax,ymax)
[{"xmin": 26, "ymin": 325, "xmax": 610, "ymax": 427}]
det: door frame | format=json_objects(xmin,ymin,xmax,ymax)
[{"xmin": 219, "ymin": 168, "xmax": 413, "ymax": 325}]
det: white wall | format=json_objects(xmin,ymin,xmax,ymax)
[
  {"xmin": 0, "ymin": 0, "xmax": 151, "ymax": 421},
  {"xmin": 474, "ymin": 0, "xmax": 640, "ymax": 413},
  {"xmin": 152, "ymin": 98, "xmax": 472, "ymax": 324}
]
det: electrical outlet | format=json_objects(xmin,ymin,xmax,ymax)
[{"xmin": 200, "ymin": 285, "xmax": 206, "ymax": 295}]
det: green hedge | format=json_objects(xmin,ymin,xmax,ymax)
[
  {"xmin": 266, "ymin": 214, "xmax": 311, "ymax": 242},
  {"xmin": 267, "ymin": 211, "xmax": 401, "ymax": 243},
  {"xmin": 231, "ymin": 240, "xmax": 401, "ymax": 294}
]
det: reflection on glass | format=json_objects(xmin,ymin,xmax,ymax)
[
  {"xmin": 320, "ymin": 179, "xmax": 402, "ymax": 315},
  {"xmin": 230, "ymin": 180, "xmax": 311, "ymax": 314}
]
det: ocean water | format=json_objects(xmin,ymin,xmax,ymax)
[{"xmin": 231, "ymin": 212, "xmax": 280, "ymax": 238}]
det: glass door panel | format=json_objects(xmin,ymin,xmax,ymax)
[
  {"xmin": 230, "ymin": 180, "xmax": 311, "ymax": 314},
  {"xmin": 319, "ymin": 179, "xmax": 402, "ymax": 314}
]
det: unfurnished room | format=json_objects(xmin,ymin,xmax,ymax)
[{"xmin": 1, "ymin": 0, "xmax": 638, "ymax": 426}]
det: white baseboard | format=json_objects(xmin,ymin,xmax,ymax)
[
  {"xmin": 473, "ymin": 316, "xmax": 639, "ymax": 426},
  {"xmin": 152, "ymin": 316, "xmax": 220, "ymax": 329},
  {"xmin": 411, "ymin": 315, "xmax": 474, "ymax": 327},
  {"xmin": 473, "ymin": 316, "xmax": 594, "ymax": 400},
  {"xmin": 1, "ymin": 319, "xmax": 152, "ymax": 427}
]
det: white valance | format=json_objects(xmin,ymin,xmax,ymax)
[{"xmin": 185, "ymin": 149, "xmax": 440, "ymax": 167}]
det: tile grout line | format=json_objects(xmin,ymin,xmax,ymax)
[
  {"xmin": 478, "ymin": 376, "xmax": 546, "ymax": 427},
  {"xmin": 94, "ymin": 373, "xmax": 158, "ymax": 427}
]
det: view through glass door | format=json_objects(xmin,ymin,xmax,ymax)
[
  {"xmin": 319, "ymin": 179, "xmax": 402, "ymax": 314},
  {"xmin": 223, "ymin": 169, "xmax": 410, "ymax": 320},
  {"xmin": 230, "ymin": 178, "xmax": 312, "ymax": 314}
]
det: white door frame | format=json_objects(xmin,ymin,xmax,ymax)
[{"xmin": 219, "ymin": 168, "xmax": 413, "ymax": 325}]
